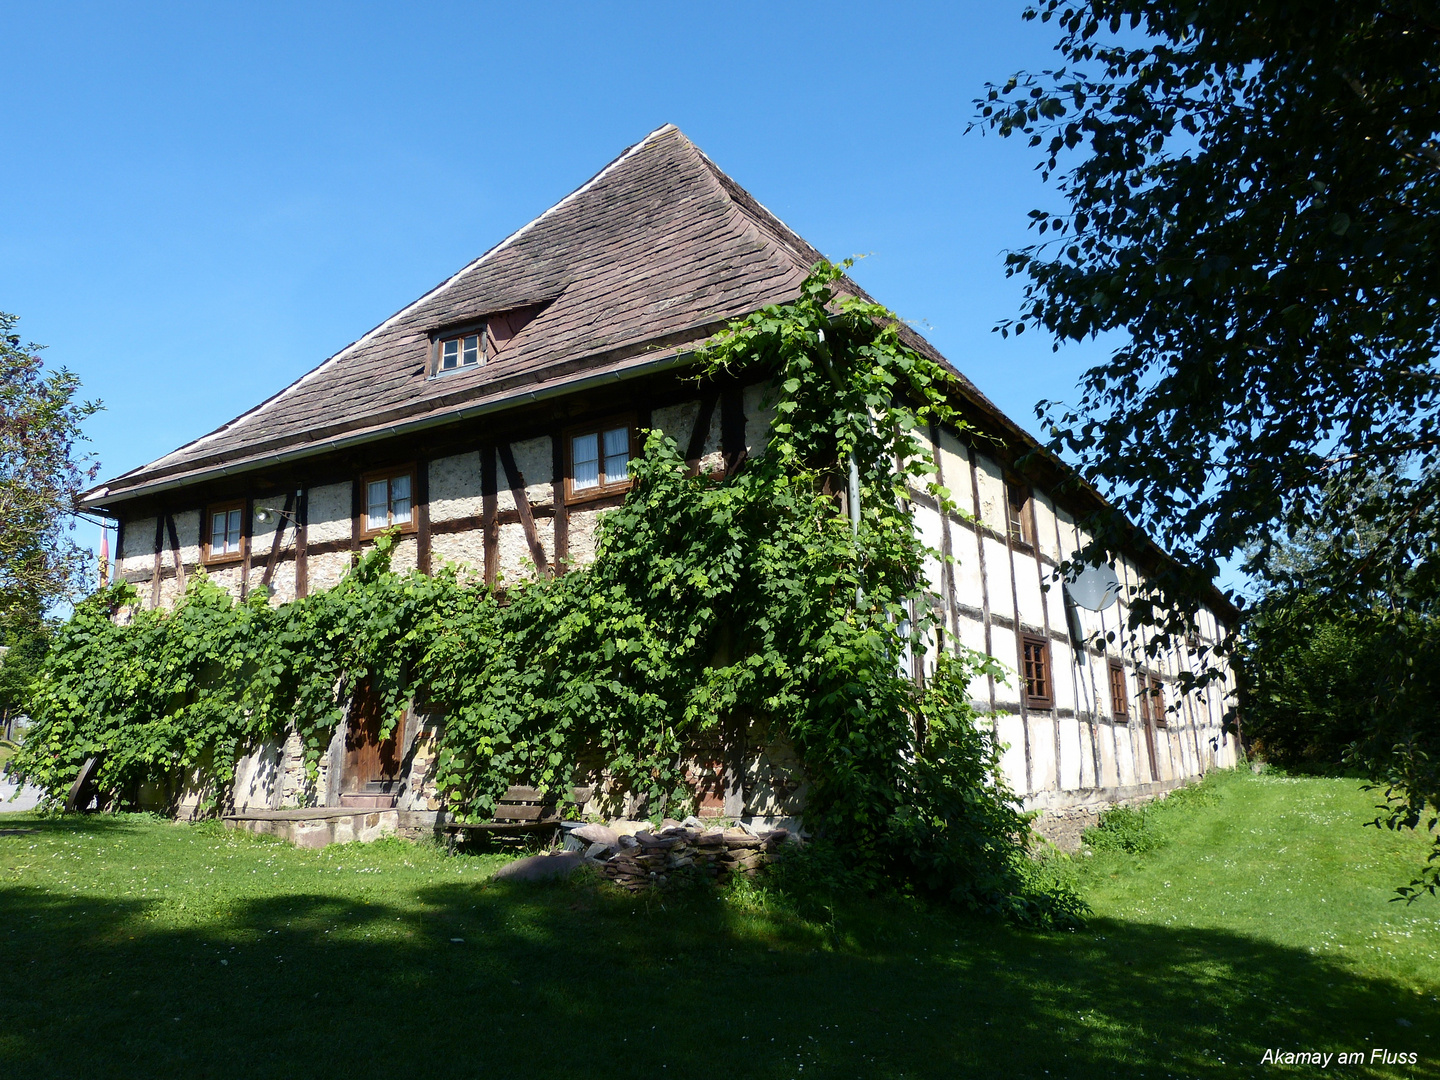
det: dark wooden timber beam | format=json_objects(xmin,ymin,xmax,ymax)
[
  {"xmin": 151, "ymin": 514, "xmax": 164, "ymax": 608},
  {"xmin": 294, "ymin": 488, "xmax": 309, "ymax": 598},
  {"xmin": 481, "ymin": 445, "xmax": 498, "ymax": 588},
  {"xmin": 415, "ymin": 458, "xmax": 431, "ymax": 576},
  {"xmin": 165, "ymin": 512, "xmax": 186, "ymax": 595},
  {"xmin": 551, "ymin": 430, "xmax": 568, "ymax": 572}
]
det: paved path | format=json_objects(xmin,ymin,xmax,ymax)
[{"xmin": 0, "ymin": 777, "xmax": 44, "ymax": 813}]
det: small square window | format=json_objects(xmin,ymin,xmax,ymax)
[
  {"xmin": 362, "ymin": 468, "xmax": 416, "ymax": 536},
  {"xmin": 203, "ymin": 501, "xmax": 246, "ymax": 564},
  {"xmin": 566, "ymin": 420, "xmax": 634, "ymax": 502},
  {"xmin": 1022, "ymin": 633, "xmax": 1053, "ymax": 708},
  {"xmin": 438, "ymin": 331, "xmax": 484, "ymax": 374}
]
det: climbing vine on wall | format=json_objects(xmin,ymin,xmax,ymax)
[{"xmin": 7, "ymin": 262, "xmax": 1082, "ymax": 924}]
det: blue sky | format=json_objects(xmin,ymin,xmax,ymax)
[{"xmin": 2, "ymin": 1, "xmax": 1113, "ymax": 564}]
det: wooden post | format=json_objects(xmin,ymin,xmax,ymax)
[
  {"xmin": 150, "ymin": 514, "xmax": 164, "ymax": 608},
  {"xmin": 551, "ymin": 431, "xmax": 568, "ymax": 572},
  {"xmin": 481, "ymin": 445, "xmax": 498, "ymax": 588},
  {"xmin": 295, "ymin": 488, "xmax": 309, "ymax": 598},
  {"xmin": 240, "ymin": 496, "xmax": 254, "ymax": 600},
  {"xmin": 350, "ymin": 474, "xmax": 362, "ymax": 567},
  {"xmin": 415, "ymin": 459, "xmax": 431, "ymax": 576},
  {"xmin": 165, "ymin": 513, "xmax": 186, "ymax": 594},
  {"xmin": 720, "ymin": 385, "xmax": 746, "ymax": 475}
]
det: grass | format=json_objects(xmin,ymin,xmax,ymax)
[{"xmin": 1, "ymin": 771, "xmax": 1437, "ymax": 1079}]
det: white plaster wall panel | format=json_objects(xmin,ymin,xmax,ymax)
[
  {"xmin": 653, "ymin": 394, "xmax": 720, "ymax": 469},
  {"xmin": 171, "ymin": 510, "xmax": 202, "ymax": 568},
  {"xmin": 1077, "ymin": 720, "xmax": 1098, "ymax": 789},
  {"xmin": 1028, "ymin": 715, "xmax": 1057, "ymax": 791},
  {"xmin": 390, "ymin": 536, "xmax": 418, "ymax": 574},
  {"xmin": 497, "ymin": 520, "xmax": 553, "ymax": 584},
  {"xmin": 982, "ymin": 536, "xmax": 1013, "ymax": 613},
  {"xmin": 913, "ymin": 503, "xmax": 946, "ymax": 600},
  {"xmin": 251, "ymin": 504, "xmax": 280, "ymax": 550},
  {"xmin": 995, "ymin": 713, "xmax": 1028, "ymax": 795},
  {"xmin": 496, "ymin": 436, "xmax": 554, "ymax": 513},
  {"xmin": 955, "ymin": 614, "xmax": 991, "ymax": 702},
  {"xmin": 308, "ymin": 550, "xmax": 351, "ymax": 593},
  {"xmin": 1050, "ymin": 642, "xmax": 1077, "ymax": 712},
  {"xmin": 973, "ymin": 454, "xmax": 1008, "ymax": 534},
  {"xmin": 567, "ymin": 507, "xmax": 602, "ymax": 566},
  {"xmin": 157, "ymin": 575, "xmax": 185, "ymax": 610},
  {"xmin": 430, "ymin": 530, "xmax": 485, "ymax": 582},
  {"xmin": 952, "ymin": 524, "xmax": 984, "ymax": 610},
  {"xmin": 429, "ymin": 452, "xmax": 483, "ymax": 523},
  {"xmin": 743, "ymin": 380, "xmax": 776, "ymax": 458},
  {"xmin": 937, "ymin": 428, "xmax": 969, "ymax": 507},
  {"xmin": 1033, "ymin": 492, "xmax": 1062, "ymax": 563},
  {"xmin": 1114, "ymin": 725, "xmax": 1138, "ymax": 787},
  {"xmin": 989, "ymin": 625, "xmax": 1018, "ymax": 707},
  {"xmin": 652, "ymin": 401, "xmax": 698, "ymax": 452},
  {"xmin": 231, "ymin": 740, "xmax": 283, "ymax": 812},
  {"xmin": 1097, "ymin": 725, "xmax": 1119, "ymax": 788},
  {"xmin": 120, "ymin": 516, "xmax": 157, "ymax": 574},
  {"xmin": 1014, "ymin": 551, "xmax": 1046, "ymax": 629},
  {"xmin": 307, "ymin": 482, "xmax": 352, "ymax": 544},
  {"xmin": 204, "ymin": 563, "xmax": 244, "ymax": 603},
  {"xmin": 266, "ymin": 561, "xmax": 297, "ymax": 605}
]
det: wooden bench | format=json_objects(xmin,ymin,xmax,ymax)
[{"xmin": 441, "ymin": 785, "xmax": 593, "ymax": 849}]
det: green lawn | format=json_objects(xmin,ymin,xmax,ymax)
[{"xmin": 1, "ymin": 771, "xmax": 1436, "ymax": 1079}]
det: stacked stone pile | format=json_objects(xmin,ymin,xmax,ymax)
[{"xmin": 563, "ymin": 816, "xmax": 795, "ymax": 892}]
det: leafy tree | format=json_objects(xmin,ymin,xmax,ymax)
[
  {"xmin": 0, "ymin": 622, "xmax": 51, "ymax": 738},
  {"xmin": 0, "ymin": 313, "xmax": 102, "ymax": 635},
  {"xmin": 978, "ymin": 2, "xmax": 1440, "ymax": 894}
]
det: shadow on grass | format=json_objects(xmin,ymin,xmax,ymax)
[{"xmin": 1, "ymin": 825, "xmax": 1436, "ymax": 1078}]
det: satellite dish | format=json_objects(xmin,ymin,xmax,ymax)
[{"xmin": 1064, "ymin": 562, "xmax": 1121, "ymax": 612}]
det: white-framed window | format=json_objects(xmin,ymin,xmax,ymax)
[
  {"xmin": 438, "ymin": 331, "xmax": 483, "ymax": 374},
  {"xmin": 363, "ymin": 468, "xmax": 415, "ymax": 534}
]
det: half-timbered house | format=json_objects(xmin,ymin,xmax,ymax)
[{"xmin": 82, "ymin": 125, "xmax": 1239, "ymax": 836}]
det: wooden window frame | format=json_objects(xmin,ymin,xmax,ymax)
[
  {"xmin": 360, "ymin": 465, "xmax": 419, "ymax": 539},
  {"xmin": 1109, "ymin": 661, "xmax": 1128, "ymax": 722},
  {"xmin": 202, "ymin": 499, "xmax": 247, "ymax": 566},
  {"xmin": 430, "ymin": 326, "xmax": 487, "ymax": 378},
  {"xmin": 1147, "ymin": 674, "xmax": 1167, "ymax": 728},
  {"xmin": 1021, "ymin": 633, "xmax": 1053, "ymax": 709},
  {"xmin": 563, "ymin": 416, "xmax": 637, "ymax": 505},
  {"xmin": 1005, "ymin": 479, "xmax": 1035, "ymax": 549}
]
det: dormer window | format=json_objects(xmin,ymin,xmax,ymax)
[{"xmin": 439, "ymin": 332, "xmax": 483, "ymax": 373}]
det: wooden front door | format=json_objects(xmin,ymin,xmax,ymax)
[{"xmin": 341, "ymin": 685, "xmax": 405, "ymax": 792}]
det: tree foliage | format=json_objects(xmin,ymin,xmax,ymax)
[
  {"xmin": 978, "ymin": 2, "xmax": 1440, "ymax": 894},
  {"xmin": 1, "ymin": 313, "xmax": 102, "ymax": 635},
  {"xmin": 5, "ymin": 264, "xmax": 1081, "ymax": 924}
]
